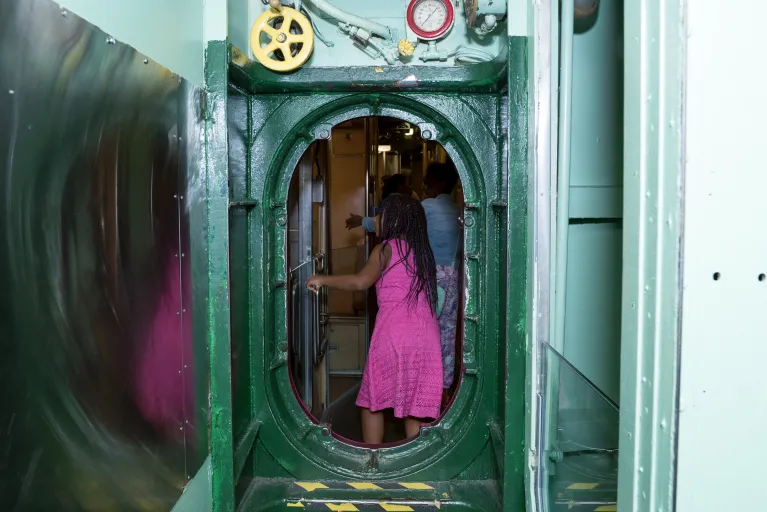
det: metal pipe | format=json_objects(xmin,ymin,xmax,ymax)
[
  {"xmin": 553, "ymin": 0, "xmax": 574, "ymax": 353},
  {"xmin": 304, "ymin": 0, "xmax": 395, "ymax": 40}
]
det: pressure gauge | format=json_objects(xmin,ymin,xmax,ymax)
[{"xmin": 406, "ymin": 0, "xmax": 455, "ymax": 41}]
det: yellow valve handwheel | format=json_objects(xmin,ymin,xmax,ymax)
[{"xmin": 250, "ymin": 5, "xmax": 314, "ymax": 73}]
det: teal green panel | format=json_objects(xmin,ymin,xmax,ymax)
[
  {"xmin": 569, "ymin": 186, "xmax": 622, "ymax": 219},
  {"xmin": 173, "ymin": 457, "xmax": 213, "ymax": 512},
  {"xmin": 559, "ymin": 0, "xmax": 624, "ymax": 415},
  {"xmin": 563, "ymin": 224, "xmax": 622, "ymax": 404},
  {"xmin": 570, "ymin": 0, "xmax": 623, "ymax": 189},
  {"xmin": 58, "ymin": 0, "xmax": 204, "ymax": 84}
]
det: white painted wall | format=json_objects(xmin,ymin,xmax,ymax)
[
  {"xmin": 676, "ymin": 1, "xmax": 767, "ymax": 509},
  {"xmin": 57, "ymin": 0, "xmax": 204, "ymax": 84}
]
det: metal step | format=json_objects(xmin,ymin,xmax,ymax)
[
  {"xmin": 238, "ymin": 479, "xmax": 504, "ymax": 512},
  {"xmin": 549, "ymin": 453, "xmax": 618, "ymax": 512}
]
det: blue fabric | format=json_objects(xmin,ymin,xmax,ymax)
[
  {"xmin": 361, "ymin": 205, "xmax": 381, "ymax": 233},
  {"xmin": 422, "ymin": 194, "xmax": 461, "ymax": 267},
  {"xmin": 363, "ymin": 195, "xmax": 460, "ymax": 266},
  {"xmin": 362, "ymin": 215, "xmax": 376, "ymax": 232}
]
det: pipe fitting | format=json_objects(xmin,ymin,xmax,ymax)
[{"xmin": 304, "ymin": 0, "xmax": 396, "ymax": 40}]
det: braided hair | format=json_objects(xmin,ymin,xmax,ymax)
[{"xmin": 378, "ymin": 194, "xmax": 438, "ymax": 313}]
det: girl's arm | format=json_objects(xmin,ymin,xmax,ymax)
[{"xmin": 307, "ymin": 244, "xmax": 387, "ymax": 292}]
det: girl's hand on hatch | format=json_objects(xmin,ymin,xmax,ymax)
[{"xmin": 306, "ymin": 275, "xmax": 323, "ymax": 294}]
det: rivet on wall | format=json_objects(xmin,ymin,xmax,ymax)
[{"xmin": 713, "ymin": 272, "xmax": 721, "ymax": 281}]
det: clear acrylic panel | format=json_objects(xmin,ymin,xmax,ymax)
[{"xmin": 544, "ymin": 343, "xmax": 619, "ymax": 511}]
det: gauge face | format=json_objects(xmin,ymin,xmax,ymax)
[{"xmin": 406, "ymin": 0, "xmax": 455, "ymax": 40}]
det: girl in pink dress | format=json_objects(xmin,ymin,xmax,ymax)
[{"xmin": 307, "ymin": 194, "xmax": 443, "ymax": 443}]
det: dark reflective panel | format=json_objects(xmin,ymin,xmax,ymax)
[{"xmin": 0, "ymin": 0, "xmax": 206, "ymax": 509}]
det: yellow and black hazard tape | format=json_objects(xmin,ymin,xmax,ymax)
[
  {"xmin": 293, "ymin": 482, "xmax": 437, "ymax": 493},
  {"xmin": 565, "ymin": 483, "xmax": 600, "ymax": 490},
  {"xmin": 285, "ymin": 500, "xmax": 442, "ymax": 510}
]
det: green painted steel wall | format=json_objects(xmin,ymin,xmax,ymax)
[
  {"xmin": 218, "ymin": 74, "xmax": 527, "ymax": 510},
  {"xmin": 503, "ymin": 35, "xmax": 529, "ymax": 512},
  {"xmin": 561, "ymin": 0, "xmax": 624, "ymax": 404},
  {"xmin": 201, "ymin": 39, "xmax": 237, "ymax": 512},
  {"xmin": 57, "ymin": 0, "xmax": 204, "ymax": 84},
  {"xmin": 235, "ymin": 91, "xmax": 506, "ymax": 481}
]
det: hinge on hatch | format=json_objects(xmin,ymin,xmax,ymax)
[
  {"xmin": 229, "ymin": 199, "xmax": 258, "ymax": 210},
  {"xmin": 200, "ymin": 90, "xmax": 207, "ymax": 120}
]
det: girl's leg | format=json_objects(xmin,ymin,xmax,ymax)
[
  {"xmin": 404, "ymin": 417, "xmax": 423, "ymax": 439},
  {"xmin": 361, "ymin": 408, "xmax": 385, "ymax": 444}
]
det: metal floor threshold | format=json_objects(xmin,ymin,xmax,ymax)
[{"xmin": 237, "ymin": 479, "xmax": 506, "ymax": 512}]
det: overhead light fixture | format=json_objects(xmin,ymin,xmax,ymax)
[
  {"xmin": 405, "ymin": 128, "xmax": 414, "ymax": 136},
  {"xmin": 377, "ymin": 145, "xmax": 391, "ymax": 153}
]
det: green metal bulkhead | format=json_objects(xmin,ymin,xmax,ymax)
[{"xmin": 234, "ymin": 91, "xmax": 511, "ymax": 481}]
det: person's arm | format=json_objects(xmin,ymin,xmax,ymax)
[
  {"xmin": 361, "ymin": 215, "xmax": 377, "ymax": 233},
  {"xmin": 346, "ymin": 213, "xmax": 376, "ymax": 232},
  {"xmin": 307, "ymin": 244, "xmax": 386, "ymax": 292},
  {"xmin": 345, "ymin": 213, "xmax": 363, "ymax": 229}
]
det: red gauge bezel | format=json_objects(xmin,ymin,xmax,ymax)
[{"xmin": 406, "ymin": 0, "xmax": 455, "ymax": 40}]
